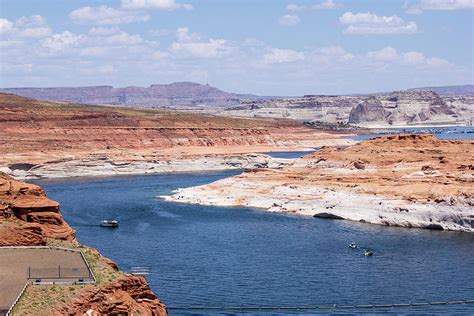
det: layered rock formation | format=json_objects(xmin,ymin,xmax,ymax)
[
  {"xmin": 162, "ymin": 134, "xmax": 474, "ymax": 232},
  {"xmin": 0, "ymin": 82, "xmax": 256, "ymax": 107},
  {"xmin": 0, "ymin": 173, "xmax": 75, "ymax": 245},
  {"xmin": 1, "ymin": 83, "xmax": 472, "ymax": 127},
  {"xmin": 228, "ymin": 90, "xmax": 473, "ymax": 127},
  {"xmin": 0, "ymin": 93, "xmax": 353, "ymax": 179},
  {"xmin": 0, "ymin": 173, "xmax": 167, "ymax": 315},
  {"xmin": 53, "ymin": 276, "xmax": 166, "ymax": 316},
  {"xmin": 348, "ymin": 96, "xmax": 389, "ymax": 124}
]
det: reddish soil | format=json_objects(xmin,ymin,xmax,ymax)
[{"xmin": 0, "ymin": 93, "xmax": 350, "ymax": 165}]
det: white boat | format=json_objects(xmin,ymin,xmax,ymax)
[{"xmin": 100, "ymin": 219, "xmax": 119, "ymax": 228}]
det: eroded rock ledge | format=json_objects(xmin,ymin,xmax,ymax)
[
  {"xmin": 0, "ymin": 173, "xmax": 166, "ymax": 315},
  {"xmin": 162, "ymin": 134, "xmax": 474, "ymax": 232}
]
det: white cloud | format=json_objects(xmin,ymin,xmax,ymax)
[
  {"xmin": 313, "ymin": 45, "xmax": 355, "ymax": 62},
  {"xmin": 170, "ymin": 39, "xmax": 229, "ymax": 58},
  {"xmin": 121, "ymin": 0, "xmax": 193, "ymax": 10},
  {"xmin": 366, "ymin": 46, "xmax": 399, "ymax": 61},
  {"xmin": 286, "ymin": 0, "xmax": 343, "ymax": 12},
  {"xmin": 263, "ymin": 48, "xmax": 305, "ymax": 64},
  {"xmin": 105, "ymin": 31, "xmax": 144, "ymax": 45},
  {"xmin": 1, "ymin": 14, "xmax": 464, "ymax": 96},
  {"xmin": 153, "ymin": 50, "xmax": 169, "ymax": 59},
  {"xmin": 339, "ymin": 12, "xmax": 418, "ymax": 34},
  {"xmin": 41, "ymin": 31, "xmax": 82, "ymax": 52},
  {"xmin": 0, "ymin": 15, "xmax": 52, "ymax": 39},
  {"xmin": 404, "ymin": 0, "xmax": 474, "ymax": 14},
  {"xmin": 278, "ymin": 14, "xmax": 300, "ymax": 26},
  {"xmin": 169, "ymin": 27, "xmax": 231, "ymax": 58},
  {"xmin": 175, "ymin": 27, "xmax": 200, "ymax": 42},
  {"xmin": 88, "ymin": 26, "xmax": 121, "ymax": 36},
  {"xmin": 0, "ymin": 18, "xmax": 14, "ymax": 35},
  {"xmin": 314, "ymin": 0, "xmax": 344, "ymax": 9},
  {"xmin": 366, "ymin": 46, "xmax": 453, "ymax": 68},
  {"xmin": 402, "ymin": 51, "xmax": 425, "ymax": 64},
  {"xmin": 149, "ymin": 28, "xmax": 173, "ymax": 36},
  {"xmin": 69, "ymin": 6, "xmax": 150, "ymax": 25}
]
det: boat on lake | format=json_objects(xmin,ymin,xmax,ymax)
[{"xmin": 100, "ymin": 219, "xmax": 119, "ymax": 228}]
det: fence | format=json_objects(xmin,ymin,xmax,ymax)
[{"xmin": 28, "ymin": 266, "xmax": 92, "ymax": 281}]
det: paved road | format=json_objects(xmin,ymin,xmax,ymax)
[{"xmin": 0, "ymin": 248, "xmax": 91, "ymax": 312}]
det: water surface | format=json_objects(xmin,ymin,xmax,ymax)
[
  {"xmin": 35, "ymin": 171, "xmax": 474, "ymax": 314},
  {"xmin": 352, "ymin": 126, "xmax": 474, "ymax": 141}
]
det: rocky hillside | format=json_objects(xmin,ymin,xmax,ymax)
[
  {"xmin": 0, "ymin": 82, "xmax": 257, "ymax": 107},
  {"xmin": 163, "ymin": 134, "xmax": 474, "ymax": 232},
  {"xmin": 0, "ymin": 173, "xmax": 167, "ymax": 314},
  {"xmin": 409, "ymin": 85, "xmax": 474, "ymax": 96},
  {"xmin": 2, "ymin": 83, "xmax": 472, "ymax": 127},
  {"xmin": 225, "ymin": 90, "xmax": 473, "ymax": 127},
  {"xmin": 0, "ymin": 174, "xmax": 75, "ymax": 245},
  {"xmin": 0, "ymin": 93, "xmax": 352, "ymax": 177}
]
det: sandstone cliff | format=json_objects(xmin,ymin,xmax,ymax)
[
  {"xmin": 219, "ymin": 90, "xmax": 473, "ymax": 127},
  {"xmin": 163, "ymin": 134, "xmax": 474, "ymax": 232},
  {"xmin": 0, "ymin": 173, "xmax": 75, "ymax": 245},
  {"xmin": 0, "ymin": 173, "xmax": 166, "ymax": 315},
  {"xmin": 0, "ymin": 93, "xmax": 353, "ymax": 178}
]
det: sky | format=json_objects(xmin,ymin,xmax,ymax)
[{"xmin": 0, "ymin": 0, "xmax": 473, "ymax": 95}]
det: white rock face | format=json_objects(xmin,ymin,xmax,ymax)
[
  {"xmin": 198, "ymin": 90, "xmax": 473, "ymax": 127},
  {"xmin": 161, "ymin": 176, "xmax": 474, "ymax": 232},
  {"xmin": 0, "ymin": 154, "xmax": 292, "ymax": 180}
]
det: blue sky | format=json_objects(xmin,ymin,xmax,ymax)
[{"xmin": 0, "ymin": 0, "xmax": 473, "ymax": 95}]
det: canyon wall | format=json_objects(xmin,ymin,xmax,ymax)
[
  {"xmin": 2, "ymin": 83, "xmax": 472, "ymax": 127},
  {"xmin": 226, "ymin": 90, "xmax": 473, "ymax": 127},
  {"xmin": 0, "ymin": 93, "xmax": 353, "ymax": 178}
]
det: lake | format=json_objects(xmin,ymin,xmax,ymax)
[
  {"xmin": 351, "ymin": 126, "xmax": 474, "ymax": 141},
  {"xmin": 35, "ymin": 169, "xmax": 474, "ymax": 314}
]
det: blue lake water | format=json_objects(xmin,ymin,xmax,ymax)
[
  {"xmin": 263, "ymin": 151, "xmax": 316, "ymax": 159},
  {"xmin": 351, "ymin": 126, "xmax": 474, "ymax": 141},
  {"xmin": 35, "ymin": 169, "xmax": 474, "ymax": 314}
]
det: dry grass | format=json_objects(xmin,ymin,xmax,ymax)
[{"xmin": 11, "ymin": 241, "xmax": 124, "ymax": 315}]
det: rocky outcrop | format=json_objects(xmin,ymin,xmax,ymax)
[
  {"xmin": 0, "ymin": 173, "xmax": 167, "ymax": 315},
  {"xmin": 348, "ymin": 96, "xmax": 389, "ymax": 124},
  {"xmin": 0, "ymin": 173, "xmax": 75, "ymax": 243},
  {"xmin": 1, "ymin": 154, "xmax": 294, "ymax": 180},
  {"xmin": 216, "ymin": 90, "xmax": 472, "ymax": 127},
  {"xmin": 53, "ymin": 276, "xmax": 166, "ymax": 316},
  {"xmin": 162, "ymin": 135, "xmax": 474, "ymax": 232}
]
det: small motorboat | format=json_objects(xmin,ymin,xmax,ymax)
[
  {"xmin": 100, "ymin": 219, "xmax": 119, "ymax": 228},
  {"xmin": 364, "ymin": 250, "xmax": 374, "ymax": 257},
  {"xmin": 349, "ymin": 242, "xmax": 358, "ymax": 249}
]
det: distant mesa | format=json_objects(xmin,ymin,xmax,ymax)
[
  {"xmin": 0, "ymin": 83, "xmax": 472, "ymax": 127},
  {"xmin": 0, "ymin": 82, "xmax": 258, "ymax": 107}
]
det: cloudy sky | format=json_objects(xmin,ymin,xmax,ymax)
[{"xmin": 0, "ymin": 0, "xmax": 473, "ymax": 95}]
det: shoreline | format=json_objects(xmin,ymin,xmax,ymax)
[
  {"xmin": 159, "ymin": 134, "xmax": 474, "ymax": 233},
  {"xmin": 160, "ymin": 182, "xmax": 473, "ymax": 232},
  {"xmin": 1, "ymin": 153, "xmax": 296, "ymax": 180}
]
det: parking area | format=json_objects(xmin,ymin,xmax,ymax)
[{"xmin": 0, "ymin": 247, "xmax": 94, "ymax": 313}]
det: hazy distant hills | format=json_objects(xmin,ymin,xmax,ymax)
[
  {"xmin": 0, "ymin": 82, "xmax": 258, "ymax": 107},
  {"xmin": 1, "ymin": 82, "xmax": 472, "ymax": 127},
  {"xmin": 408, "ymin": 85, "xmax": 474, "ymax": 96}
]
